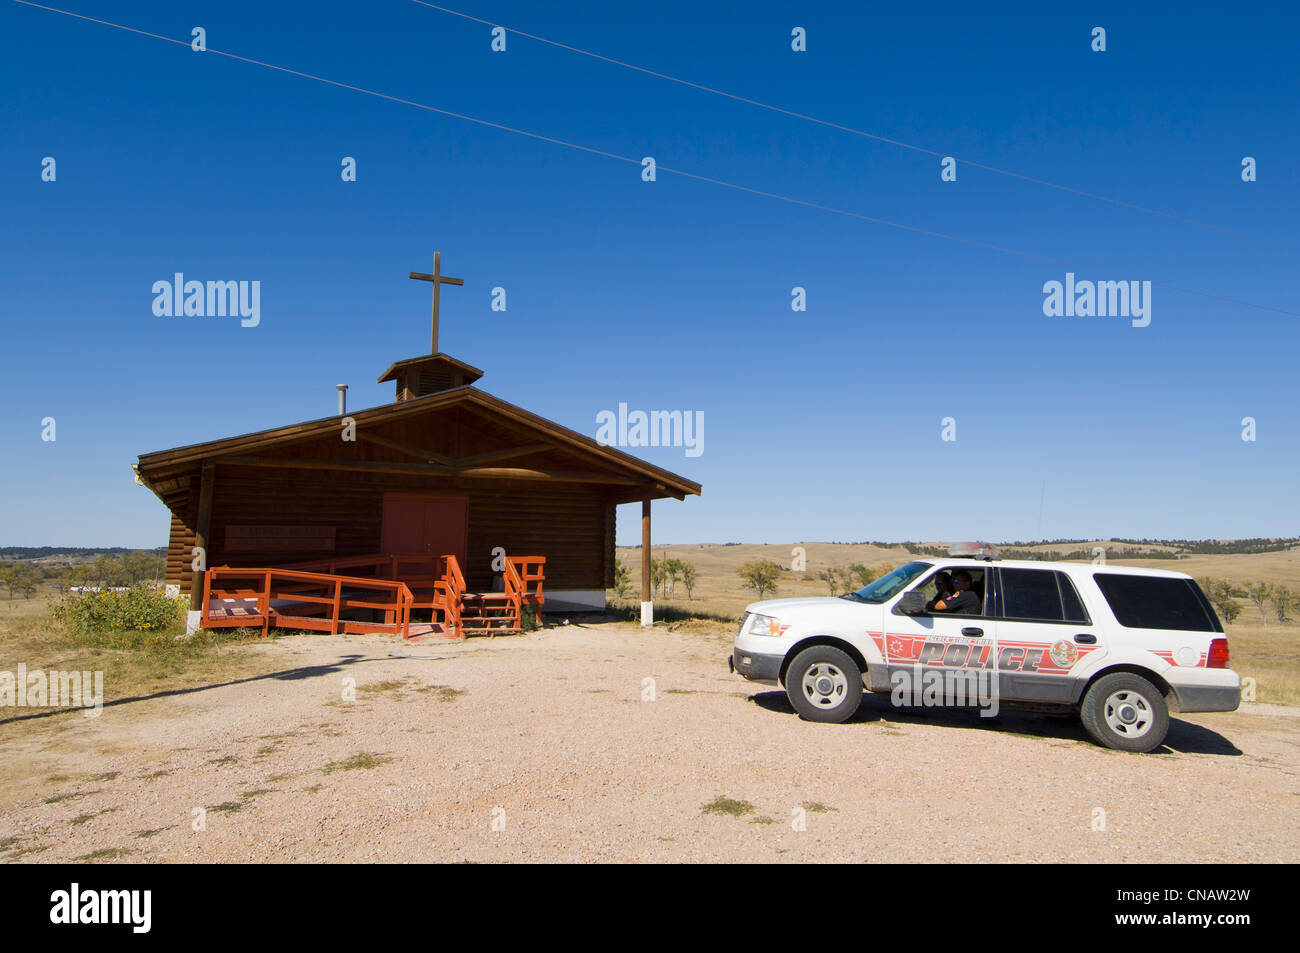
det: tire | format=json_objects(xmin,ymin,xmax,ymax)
[
  {"xmin": 1079, "ymin": 672, "xmax": 1169, "ymax": 752},
  {"xmin": 785, "ymin": 645, "xmax": 863, "ymax": 723}
]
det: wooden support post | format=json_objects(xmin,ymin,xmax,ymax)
[
  {"xmin": 641, "ymin": 497, "xmax": 653, "ymax": 627},
  {"xmin": 200, "ymin": 569, "xmax": 212, "ymax": 630},
  {"xmin": 260, "ymin": 571, "xmax": 269, "ymax": 639},
  {"xmin": 190, "ymin": 460, "xmax": 215, "ymax": 612}
]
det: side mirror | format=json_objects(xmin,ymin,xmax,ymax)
[{"xmin": 896, "ymin": 591, "xmax": 927, "ymax": 615}]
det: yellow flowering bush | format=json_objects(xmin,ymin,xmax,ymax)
[{"xmin": 50, "ymin": 586, "xmax": 187, "ymax": 648}]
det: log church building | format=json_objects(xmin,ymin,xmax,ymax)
[{"xmin": 133, "ymin": 253, "xmax": 700, "ymax": 639}]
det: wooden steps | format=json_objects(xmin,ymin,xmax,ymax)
[{"xmin": 460, "ymin": 592, "xmax": 521, "ymax": 636}]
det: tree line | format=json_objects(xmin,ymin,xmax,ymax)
[
  {"xmin": 903, "ymin": 539, "xmax": 1298, "ymax": 558},
  {"xmin": 0, "ymin": 546, "xmax": 166, "ymax": 560},
  {"xmin": 0, "ymin": 552, "xmax": 167, "ymax": 602}
]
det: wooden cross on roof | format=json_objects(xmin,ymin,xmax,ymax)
[{"xmin": 409, "ymin": 251, "xmax": 464, "ymax": 353}]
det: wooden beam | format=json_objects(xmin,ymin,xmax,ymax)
[
  {"xmin": 216, "ymin": 456, "xmax": 641, "ymax": 485},
  {"xmin": 457, "ymin": 467, "xmax": 640, "ymax": 485},
  {"xmin": 452, "ymin": 443, "xmax": 553, "ymax": 467},
  {"xmin": 358, "ymin": 437, "xmax": 554, "ymax": 468},
  {"xmin": 357, "ymin": 433, "xmax": 457, "ymax": 466},
  {"xmin": 190, "ymin": 460, "xmax": 215, "ymax": 609},
  {"xmin": 218, "ymin": 456, "xmax": 453, "ymax": 476}
]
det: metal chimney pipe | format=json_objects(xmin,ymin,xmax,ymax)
[{"xmin": 336, "ymin": 384, "xmax": 348, "ymax": 416}]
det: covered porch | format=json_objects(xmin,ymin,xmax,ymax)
[{"xmin": 197, "ymin": 552, "xmax": 545, "ymax": 640}]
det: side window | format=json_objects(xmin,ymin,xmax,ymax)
[
  {"xmin": 1057, "ymin": 572, "xmax": 1091, "ymax": 624},
  {"xmin": 965, "ymin": 570, "xmax": 987, "ymax": 613},
  {"xmin": 914, "ymin": 569, "xmax": 966, "ymax": 601},
  {"xmin": 999, "ymin": 568, "xmax": 1064, "ymax": 622},
  {"xmin": 912, "ymin": 567, "xmax": 987, "ymax": 614},
  {"xmin": 1093, "ymin": 574, "xmax": 1217, "ymax": 631},
  {"xmin": 913, "ymin": 571, "xmax": 946, "ymax": 603}
]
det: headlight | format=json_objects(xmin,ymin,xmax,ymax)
[{"xmin": 744, "ymin": 613, "xmax": 782, "ymax": 636}]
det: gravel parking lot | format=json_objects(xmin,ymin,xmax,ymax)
[{"xmin": 3, "ymin": 622, "xmax": 1297, "ymax": 863}]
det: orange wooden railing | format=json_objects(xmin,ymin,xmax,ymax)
[
  {"xmin": 282, "ymin": 552, "xmax": 470, "ymax": 640},
  {"xmin": 201, "ymin": 567, "xmax": 413, "ymax": 638},
  {"xmin": 221, "ymin": 552, "xmax": 547, "ymax": 640},
  {"xmin": 503, "ymin": 556, "xmax": 546, "ymax": 627},
  {"xmin": 434, "ymin": 554, "xmax": 466, "ymax": 640}
]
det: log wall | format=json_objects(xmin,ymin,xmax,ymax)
[{"xmin": 164, "ymin": 465, "xmax": 615, "ymax": 594}]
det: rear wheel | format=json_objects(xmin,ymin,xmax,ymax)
[
  {"xmin": 785, "ymin": 646, "xmax": 863, "ymax": 723},
  {"xmin": 1080, "ymin": 672, "xmax": 1169, "ymax": 752}
]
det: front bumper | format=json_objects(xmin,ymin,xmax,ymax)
[{"xmin": 729, "ymin": 648, "xmax": 783, "ymax": 685}]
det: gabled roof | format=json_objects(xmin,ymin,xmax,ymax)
[{"xmin": 135, "ymin": 386, "xmax": 701, "ymax": 505}]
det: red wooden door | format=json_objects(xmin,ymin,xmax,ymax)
[{"xmin": 380, "ymin": 494, "xmax": 468, "ymax": 563}]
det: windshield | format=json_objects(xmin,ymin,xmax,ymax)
[{"xmin": 843, "ymin": 561, "xmax": 932, "ymax": 603}]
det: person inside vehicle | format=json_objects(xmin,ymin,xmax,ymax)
[
  {"xmin": 931, "ymin": 570, "xmax": 981, "ymax": 614},
  {"xmin": 925, "ymin": 571, "xmax": 954, "ymax": 612}
]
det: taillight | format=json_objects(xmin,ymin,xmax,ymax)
[{"xmin": 1207, "ymin": 638, "xmax": 1230, "ymax": 669}]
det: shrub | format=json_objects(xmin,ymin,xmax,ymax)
[
  {"xmin": 612, "ymin": 562, "xmax": 632, "ymax": 598},
  {"xmin": 847, "ymin": 563, "xmax": 879, "ymax": 589},
  {"xmin": 50, "ymin": 586, "xmax": 187, "ymax": 644}
]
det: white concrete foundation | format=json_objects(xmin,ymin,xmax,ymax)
[
  {"xmin": 640, "ymin": 601, "xmax": 654, "ymax": 627},
  {"xmin": 186, "ymin": 610, "xmax": 202, "ymax": 636},
  {"xmin": 542, "ymin": 589, "xmax": 607, "ymax": 612}
]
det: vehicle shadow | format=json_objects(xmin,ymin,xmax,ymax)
[{"xmin": 746, "ymin": 690, "xmax": 1242, "ymax": 756}]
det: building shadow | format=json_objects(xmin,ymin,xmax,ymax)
[{"xmin": 0, "ymin": 654, "xmax": 402, "ymax": 727}]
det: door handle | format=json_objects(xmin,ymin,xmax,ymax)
[
  {"xmin": 961, "ymin": 627, "xmax": 984, "ymax": 637},
  {"xmin": 1074, "ymin": 633, "xmax": 1097, "ymax": 644}
]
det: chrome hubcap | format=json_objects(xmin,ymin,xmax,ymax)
[
  {"xmin": 802, "ymin": 663, "xmax": 849, "ymax": 709},
  {"xmin": 1103, "ymin": 689, "xmax": 1152, "ymax": 738}
]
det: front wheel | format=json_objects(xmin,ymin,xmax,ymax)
[
  {"xmin": 785, "ymin": 646, "xmax": 863, "ymax": 723},
  {"xmin": 1079, "ymin": 672, "xmax": 1169, "ymax": 752}
]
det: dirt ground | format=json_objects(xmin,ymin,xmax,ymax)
[{"xmin": 2, "ymin": 621, "xmax": 1297, "ymax": 863}]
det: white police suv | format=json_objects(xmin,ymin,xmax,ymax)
[{"xmin": 728, "ymin": 545, "xmax": 1240, "ymax": 752}]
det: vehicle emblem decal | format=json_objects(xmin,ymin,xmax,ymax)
[{"xmin": 1050, "ymin": 639, "xmax": 1079, "ymax": 668}]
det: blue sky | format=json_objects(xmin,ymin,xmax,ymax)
[{"xmin": 1, "ymin": 0, "xmax": 1297, "ymax": 548}]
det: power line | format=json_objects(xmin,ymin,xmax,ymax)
[
  {"xmin": 408, "ymin": 0, "xmax": 1299, "ymax": 252},
  {"xmin": 10, "ymin": 0, "xmax": 1299, "ymax": 317}
]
